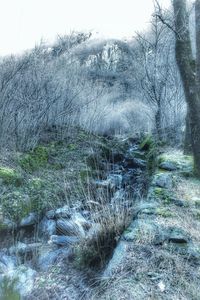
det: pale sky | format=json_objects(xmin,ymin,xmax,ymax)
[{"xmin": 0, "ymin": 0, "xmax": 170, "ymax": 56}]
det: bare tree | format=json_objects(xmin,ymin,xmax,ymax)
[{"xmin": 134, "ymin": 13, "xmax": 184, "ymax": 141}]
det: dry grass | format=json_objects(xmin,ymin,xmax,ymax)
[
  {"xmin": 174, "ymin": 176, "xmax": 200, "ymax": 202},
  {"xmin": 92, "ymin": 245, "xmax": 200, "ymax": 300}
]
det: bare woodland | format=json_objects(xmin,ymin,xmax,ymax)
[{"xmin": 0, "ymin": 7, "xmax": 188, "ymax": 151}]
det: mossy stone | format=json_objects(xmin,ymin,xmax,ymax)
[{"xmin": 0, "ymin": 167, "xmax": 23, "ymax": 186}]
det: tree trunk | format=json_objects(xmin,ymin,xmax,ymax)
[
  {"xmin": 196, "ymin": 0, "xmax": 200, "ymax": 85},
  {"xmin": 155, "ymin": 106, "xmax": 162, "ymax": 140},
  {"xmin": 184, "ymin": 110, "xmax": 192, "ymax": 154},
  {"xmin": 173, "ymin": 0, "xmax": 200, "ymax": 177}
]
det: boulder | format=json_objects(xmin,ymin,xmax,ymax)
[
  {"xmin": 45, "ymin": 209, "xmax": 55, "ymax": 219},
  {"xmin": 72, "ymin": 213, "xmax": 91, "ymax": 231},
  {"xmin": 9, "ymin": 242, "xmax": 42, "ymax": 256},
  {"xmin": 135, "ymin": 202, "xmax": 159, "ymax": 215},
  {"xmin": 94, "ymin": 174, "xmax": 122, "ymax": 190},
  {"xmin": 167, "ymin": 227, "xmax": 189, "ymax": 244},
  {"xmin": 50, "ymin": 235, "xmax": 79, "ymax": 246},
  {"xmin": 37, "ymin": 245, "xmax": 70, "ymax": 271},
  {"xmin": 170, "ymin": 198, "xmax": 189, "ymax": 207},
  {"xmin": 159, "ymin": 161, "xmax": 178, "ymax": 171},
  {"xmin": 56, "ymin": 219, "xmax": 84, "ymax": 236},
  {"xmin": 55, "ymin": 206, "xmax": 71, "ymax": 219},
  {"xmin": 154, "ymin": 173, "xmax": 173, "ymax": 189},
  {"xmin": 6, "ymin": 265, "xmax": 37, "ymax": 297},
  {"xmin": 20, "ymin": 213, "xmax": 38, "ymax": 227},
  {"xmin": 102, "ymin": 241, "xmax": 129, "ymax": 278},
  {"xmin": 39, "ymin": 217, "xmax": 56, "ymax": 238},
  {"xmin": 0, "ymin": 253, "xmax": 16, "ymax": 273},
  {"xmin": 122, "ymin": 219, "xmax": 165, "ymax": 244},
  {"xmin": 1, "ymin": 218, "xmax": 17, "ymax": 231}
]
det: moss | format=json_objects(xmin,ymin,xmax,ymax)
[
  {"xmin": 76, "ymin": 127, "xmax": 96, "ymax": 143},
  {"xmin": 1, "ymin": 190, "xmax": 33, "ymax": 222},
  {"xmin": 1, "ymin": 172, "xmax": 64, "ymax": 222},
  {"xmin": 77, "ymin": 131, "xmax": 88, "ymax": 141},
  {"xmin": 19, "ymin": 146, "xmax": 49, "ymax": 172},
  {"xmin": 0, "ymin": 167, "xmax": 23, "ymax": 186}
]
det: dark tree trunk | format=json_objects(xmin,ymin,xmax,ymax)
[
  {"xmin": 196, "ymin": 0, "xmax": 200, "ymax": 85},
  {"xmin": 184, "ymin": 110, "xmax": 192, "ymax": 154},
  {"xmin": 155, "ymin": 107, "xmax": 162, "ymax": 140},
  {"xmin": 173, "ymin": 0, "xmax": 200, "ymax": 177}
]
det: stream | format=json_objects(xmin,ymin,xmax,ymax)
[{"xmin": 0, "ymin": 138, "xmax": 149, "ymax": 299}]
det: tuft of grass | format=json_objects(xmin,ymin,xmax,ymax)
[{"xmin": 74, "ymin": 201, "xmax": 131, "ymax": 270}]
